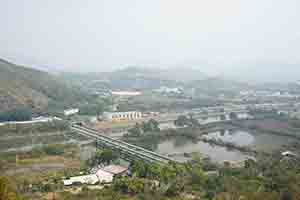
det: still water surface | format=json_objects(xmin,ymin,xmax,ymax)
[{"xmin": 155, "ymin": 129, "xmax": 297, "ymax": 162}]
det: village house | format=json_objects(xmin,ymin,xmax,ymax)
[
  {"xmin": 101, "ymin": 165, "xmax": 128, "ymax": 176},
  {"xmin": 63, "ymin": 165, "xmax": 128, "ymax": 186},
  {"xmin": 63, "ymin": 174, "xmax": 99, "ymax": 186}
]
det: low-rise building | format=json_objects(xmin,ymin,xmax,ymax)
[
  {"xmin": 111, "ymin": 91, "xmax": 142, "ymax": 96},
  {"xmin": 101, "ymin": 165, "xmax": 128, "ymax": 175},
  {"xmin": 64, "ymin": 108, "xmax": 79, "ymax": 116},
  {"xmin": 63, "ymin": 165, "xmax": 128, "ymax": 186},
  {"xmin": 0, "ymin": 116, "xmax": 62, "ymax": 126},
  {"xmin": 154, "ymin": 86, "xmax": 183, "ymax": 94},
  {"xmin": 102, "ymin": 111, "xmax": 142, "ymax": 122},
  {"xmin": 63, "ymin": 174, "xmax": 99, "ymax": 186}
]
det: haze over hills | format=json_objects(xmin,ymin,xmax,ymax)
[
  {"xmin": 0, "ymin": 58, "xmax": 87, "ymax": 113},
  {"xmin": 2, "ymin": 57, "xmax": 299, "ymax": 114},
  {"xmin": 109, "ymin": 66, "xmax": 207, "ymax": 82},
  {"xmin": 31, "ymin": 62, "xmax": 300, "ymax": 84},
  {"xmin": 223, "ymin": 63, "xmax": 300, "ymax": 83},
  {"xmin": 98, "ymin": 66, "xmax": 207, "ymax": 89},
  {"xmin": 61, "ymin": 66, "xmax": 208, "ymax": 90}
]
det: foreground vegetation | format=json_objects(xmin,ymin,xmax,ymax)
[{"xmin": 1, "ymin": 152, "xmax": 300, "ymax": 200}]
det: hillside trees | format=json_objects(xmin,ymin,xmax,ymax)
[
  {"xmin": 90, "ymin": 149, "xmax": 119, "ymax": 165},
  {"xmin": 220, "ymin": 114, "xmax": 226, "ymax": 121},
  {"xmin": 127, "ymin": 119, "xmax": 160, "ymax": 137},
  {"xmin": 174, "ymin": 115, "xmax": 189, "ymax": 127},
  {"xmin": 174, "ymin": 115, "xmax": 200, "ymax": 127}
]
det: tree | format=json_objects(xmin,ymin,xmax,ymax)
[
  {"xmin": 43, "ymin": 144, "xmax": 65, "ymax": 155},
  {"xmin": 174, "ymin": 115, "xmax": 199, "ymax": 127},
  {"xmin": 174, "ymin": 115, "xmax": 189, "ymax": 127},
  {"xmin": 128, "ymin": 124, "xmax": 142, "ymax": 137},
  {"xmin": 229, "ymin": 112, "xmax": 238, "ymax": 120},
  {"xmin": 165, "ymin": 177, "xmax": 185, "ymax": 196},
  {"xmin": 114, "ymin": 177, "xmax": 145, "ymax": 194},
  {"xmin": 130, "ymin": 160, "xmax": 148, "ymax": 178},
  {"xmin": 190, "ymin": 117, "xmax": 200, "ymax": 127},
  {"xmin": 96, "ymin": 99, "xmax": 105, "ymax": 117},
  {"xmin": 142, "ymin": 119, "xmax": 160, "ymax": 132},
  {"xmin": 220, "ymin": 114, "xmax": 226, "ymax": 121},
  {"xmin": 92, "ymin": 149, "xmax": 118, "ymax": 165}
]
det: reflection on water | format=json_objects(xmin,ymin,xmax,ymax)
[
  {"xmin": 204, "ymin": 130, "xmax": 255, "ymax": 146},
  {"xmin": 250, "ymin": 133, "xmax": 296, "ymax": 151},
  {"xmin": 155, "ymin": 127, "xmax": 298, "ymax": 163},
  {"xmin": 199, "ymin": 113, "xmax": 250, "ymax": 124},
  {"xmin": 173, "ymin": 136, "xmax": 199, "ymax": 147},
  {"xmin": 204, "ymin": 129, "xmax": 296, "ymax": 152},
  {"xmin": 78, "ymin": 124, "xmax": 297, "ymax": 164},
  {"xmin": 156, "ymin": 139, "xmax": 247, "ymax": 163}
]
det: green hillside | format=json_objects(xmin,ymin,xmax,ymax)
[{"xmin": 0, "ymin": 58, "xmax": 86, "ymax": 113}]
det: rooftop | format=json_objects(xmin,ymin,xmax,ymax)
[{"xmin": 102, "ymin": 165, "xmax": 128, "ymax": 175}]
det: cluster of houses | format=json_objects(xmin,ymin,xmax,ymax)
[{"xmin": 63, "ymin": 165, "xmax": 128, "ymax": 186}]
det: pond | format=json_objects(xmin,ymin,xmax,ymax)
[
  {"xmin": 154, "ymin": 128, "xmax": 298, "ymax": 163},
  {"xmin": 155, "ymin": 138, "xmax": 248, "ymax": 163},
  {"xmin": 204, "ymin": 129, "xmax": 297, "ymax": 152}
]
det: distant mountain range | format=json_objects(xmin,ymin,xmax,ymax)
[
  {"xmin": 224, "ymin": 64, "xmax": 300, "ymax": 83},
  {"xmin": 95, "ymin": 66, "xmax": 207, "ymax": 89},
  {"xmin": 2, "ymin": 58, "xmax": 297, "ymax": 114},
  {"xmin": 0, "ymin": 58, "xmax": 87, "ymax": 113},
  {"xmin": 113, "ymin": 66, "xmax": 207, "ymax": 82}
]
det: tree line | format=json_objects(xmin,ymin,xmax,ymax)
[{"xmin": 0, "ymin": 107, "xmax": 32, "ymax": 122}]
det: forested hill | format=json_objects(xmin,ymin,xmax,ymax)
[{"xmin": 0, "ymin": 58, "xmax": 86, "ymax": 113}]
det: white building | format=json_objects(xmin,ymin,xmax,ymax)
[
  {"xmin": 102, "ymin": 111, "xmax": 142, "ymax": 121},
  {"xmin": 64, "ymin": 108, "xmax": 79, "ymax": 116},
  {"xmin": 0, "ymin": 116, "xmax": 62, "ymax": 126},
  {"xmin": 111, "ymin": 91, "xmax": 142, "ymax": 96},
  {"xmin": 63, "ymin": 174, "xmax": 99, "ymax": 186},
  {"xmin": 63, "ymin": 165, "xmax": 128, "ymax": 186},
  {"xmin": 154, "ymin": 86, "xmax": 182, "ymax": 94}
]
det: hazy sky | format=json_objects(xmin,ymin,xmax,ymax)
[{"xmin": 1, "ymin": 0, "xmax": 300, "ymax": 73}]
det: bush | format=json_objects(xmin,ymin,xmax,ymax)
[{"xmin": 43, "ymin": 144, "xmax": 65, "ymax": 155}]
